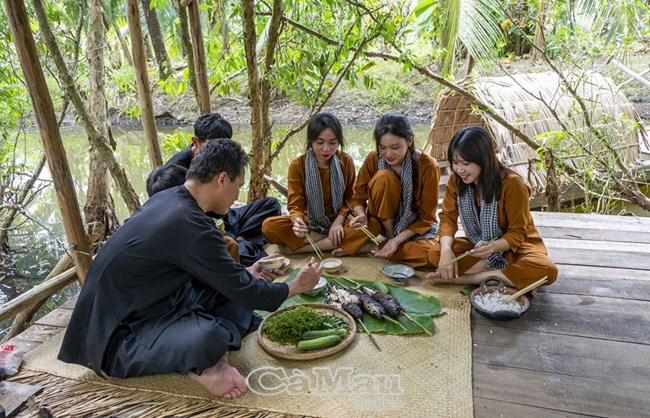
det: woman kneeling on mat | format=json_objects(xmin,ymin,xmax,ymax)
[
  {"xmin": 262, "ymin": 112, "xmax": 355, "ymax": 253},
  {"xmin": 426, "ymin": 126, "xmax": 558, "ymax": 289},
  {"xmin": 334, "ymin": 114, "xmax": 440, "ymax": 268}
]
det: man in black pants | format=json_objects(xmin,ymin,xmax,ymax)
[
  {"xmin": 59, "ymin": 139, "xmax": 323, "ymax": 398},
  {"xmin": 147, "ymin": 112, "xmax": 281, "ymax": 265}
]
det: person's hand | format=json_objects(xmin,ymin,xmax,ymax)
[
  {"xmin": 291, "ymin": 217, "xmax": 309, "ymax": 238},
  {"xmin": 435, "ymin": 247, "xmax": 457, "ymax": 281},
  {"xmin": 248, "ymin": 253, "xmax": 288, "ymax": 282},
  {"xmin": 328, "ymin": 221, "xmax": 345, "ymax": 247},
  {"xmin": 349, "ymin": 213, "xmax": 368, "ymax": 228},
  {"xmin": 371, "ymin": 238, "xmax": 400, "ymax": 259},
  {"xmin": 470, "ymin": 240, "xmax": 494, "ymax": 259},
  {"xmin": 286, "ymin": 258, "xmax": 323, "ymax": 298}
]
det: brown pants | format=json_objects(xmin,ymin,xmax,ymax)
[
  {"xmin": 223, "ymin": 235, "xmax": 240, "ymax": 263},
  {"xmin": 342, "ymin": 170, "xmax": 433, "ymax": 267},
  {"xmin": 262, "ymin": 216, "xmax": 308, "ymax": 252},
  {"xmin": 428, "ymin": 237, "xmax": 558, "ymax": 289}
]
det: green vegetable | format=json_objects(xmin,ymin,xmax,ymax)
[
  {"xmin": 302, "ymin": 327, "xmax": 347, "ymax": 340},
  {"xmin": 373, "ymin": 281, "xmax": 389, "ymax": 293},
  {"xmin": 298, "ymin": 335, "xmax": 341, "ymax": 350},
  {"xmin": 263, "ymin": 306, "xmax": 330, "ymax": 345}
]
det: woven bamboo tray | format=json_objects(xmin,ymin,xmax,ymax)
[{"xmin": 257, "ymin": 303, "xmax": 357, "ymax": 360}]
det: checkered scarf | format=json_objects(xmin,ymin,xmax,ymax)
[
  {"xmin": 378, "ymin": 152, "xmax": 438, "ymax": 238},
  {"xmin": 456, "ymin": 183, "xmax": 507, "ymax": 269},
  {"xmin": 305, "ymin": 149, "xmax": 344, "ymax": 234}
]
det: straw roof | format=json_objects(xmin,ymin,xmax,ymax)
[{"xmin": 425, "ymin": 71, "xmax": 646, "ymax": 195}]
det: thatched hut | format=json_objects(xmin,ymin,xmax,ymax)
[{"xmin": 425, "ymin": 71, "xmax": 647, "ymax": 197}]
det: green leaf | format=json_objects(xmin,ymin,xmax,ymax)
[
  {"xmin": 411, "ymin": 0, "xmax": 435, "ymax": 17},
  {"xmin": 262, "ymin": 271, "xmax": 443, "ymax": 336},
  {"xmin": 460, "ymin": 285, "xmax": 478, "ymax": 296}
]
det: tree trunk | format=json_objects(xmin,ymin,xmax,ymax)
[
  {"xmin": 31, "ymin": 0, "xmax": 141, "ymax": 215},
  {"xmin": 86, "ymin": 0, "xmax": 120, "ymax": 239},
  {"xmin": 141, "ymin": 0, "xmax": 172, "ymax": 80},
  {"xmin": 532, "ymin": 0, "xmax": 546, "ymax": 60},
  {"xmin": 544, "ymin": 150, "xmax": 560, "ymax": 211},
  {"xmin": 125, "ymin": 0, "xmax": 163, "ymax": 168},
  {"xmin": 6, "ymin": 0, "xmax": 92, "ymax": 284},
  {"xmin": 241, "ymin": 0, "xmax": 265, "ymax": 202},
  {"xmin": 109, "ymin": 13, "xmax": 134, "ymax": 66},
  {"xmin": 185, "ymin": 0, "xmax": 211, "ymax": 114},
  {"xmin": 175, "ymin": 0, "xmax": 198, "ymax": 100}
]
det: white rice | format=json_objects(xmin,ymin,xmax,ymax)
[{"xmin": 473, "ymin": 291, "xmax": 522, "ymax": 313}]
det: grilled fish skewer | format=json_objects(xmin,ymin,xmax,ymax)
[{"xmin": 361, "ymin": 285, "xmax": 433, "ymax": 335}]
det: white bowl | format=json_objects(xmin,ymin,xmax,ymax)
[
  {"xmin": 303, "ymin": 277, "xmax": 328, "ymax": 296},
  {"xmin": 258, "ymin": 256, "xmax": 286, "ymax": 270},
  {"xmin": 381, "ymin": 263, "xmax": 415, "ymax": 284},
  {"xmin": 321, "ymin": 257, "xmax": 342, "ymax": 274}
]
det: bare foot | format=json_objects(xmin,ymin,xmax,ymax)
[
  {"xmin": 425, "ymin": 272, "xmax": 456, "ymax": 285},
  {"xmin": 189, "ymin": 356, "xmax": 247, "ymax": 399},
  {"xmin": 331, "ymin": 248, "xmax": 349, "ymax": 257}
]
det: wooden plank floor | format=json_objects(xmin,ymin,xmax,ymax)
[
  {"xmin": 473, "ymin": 211, "xmax": 650, "ymax": 418},
  {"xmin": 6, "ymin": 212, "xmax": 650, "ymax": 417}
]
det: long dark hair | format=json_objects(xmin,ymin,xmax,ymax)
[
  {"xmin": 374, "ymin": 114, "xmax": 419, "ymax": 207},
  {"xmin": 447, "ymin": 126, "xmax": 510, "ymax": 203},
  {"xmin": 306, "ymin": 112, "xmax": 345, "ymax": 150},
  {"xmin": 373, "ymin": 114, "xmax": 416, "ymax": 155}
]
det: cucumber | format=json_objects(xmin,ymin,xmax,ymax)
[
  {"xmin": 373, "ymin": 281, "xmax": 389, "ymax": 293},
  {"xmin": 302, "ymin": 328, "xmax": 347, "ymax": 340},
  {"xmin": 297, "ymin": 335, "xmax": 341, "ymax": 351}
]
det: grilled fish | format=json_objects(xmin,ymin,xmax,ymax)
[
  {"xmin": 360, "ymin": 285, "xmax": 402, "ymax": 317},
  {"xmin": 354, "ymin": 290, "xmax": 386, "ymax": 320}
]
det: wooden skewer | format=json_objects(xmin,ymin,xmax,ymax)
[
  {"xmin": 503, "ymin": 276, "xmax": 548, "ymax": 304},
  {"xmin": 290, "ymin": 216, "xmax": 324, "ymax": 260},
  {"xmin": 434, "ymin": 237, "xmax": 499, "ymax": 272}
]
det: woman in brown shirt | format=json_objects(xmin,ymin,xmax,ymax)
[
  {"xmin": 262, "ymin": 113, "xmax": 355, "ymax": 253},
  {"xmin": 335, "ymin": 114, "xmax": 440, "ymax": 267},
  {"xmin": 426, "ymin": 126, "xmax": 558, "ymax": 289}
]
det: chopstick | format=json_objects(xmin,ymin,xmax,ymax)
[
  {"xmin": 503, "ymin": 276, "xmax": 548, "ymax": 304},
  {"xmin": 434, "ymin": 237, "xmax": 499, "ymax": 272},
  {"xmin": 347, "ymin": 214, "xmax": 384, "ymax": 245},
  {"xmin": 291, "ymin": 216, "xmax": 324, "ymax": 260}
]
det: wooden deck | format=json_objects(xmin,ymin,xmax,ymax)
[{"xmin": 5, "ymin": 211, "xmax": 650, "ymax": 417}]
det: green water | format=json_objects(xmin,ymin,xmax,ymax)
[{"xmin": 9, "ymin": 123, "xmax": 432, "ymax": 281}]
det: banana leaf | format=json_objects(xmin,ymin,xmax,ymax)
[{"xmin": 260, "ymin": 270, "xmax": 443, "ymax": 335}]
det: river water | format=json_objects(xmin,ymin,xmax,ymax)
[{"xmin": 1, "ymin": 123, "xmax": 431, "ymax": 332}]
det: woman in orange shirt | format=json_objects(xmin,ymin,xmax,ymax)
[
  {"xmin": 426, "ymin": 126, "xmax": 558, "ymax": 289},
  {"xmin": 262, "ymin": 113, "xmax": 355, "ymax": 253},
  {"xmin": 334, "ymin": 114, "xmax": 440, "ymax": 267}
]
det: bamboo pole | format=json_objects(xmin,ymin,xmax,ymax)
[
  {"xmin": 611, "ymin": 59, "xmax": 650, "ymax": 90},
  {"xmin": 0, "ymin": 266, "xmax": 78, "ymax": 323},
  {"xmin": 125, "ymin": 0, "xmax": 163, "ymax": 168},
  {"xmin": 3, "ymin": 0, "xmax": 91, "ymax": 285},
  {"xmin": 183, "ymin": 0, "xmax": 211, "ymax": 114}
]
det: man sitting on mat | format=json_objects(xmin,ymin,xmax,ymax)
[
  {"xmin": 59, "ymin": 139, "xmax": 323, "ymax": 399},
  {"xmin": 148, "ymin": 112, "xmax": 282, "ymax": 266}
]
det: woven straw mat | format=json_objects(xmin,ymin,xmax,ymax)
[{"xmin": 21, "ymin": 254, "xmax": 473, "ymax": 418}]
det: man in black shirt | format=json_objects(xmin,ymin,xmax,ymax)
[
  {"xmin": 59, "ymin": 139, "xmax": 322, "ymax": 399},
  {"xmin": 148, "ymin": 112, "xmax": 281, "ymax": 265}
]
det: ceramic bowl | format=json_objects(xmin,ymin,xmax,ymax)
[
  {"xmin": 258, "ymin": 256, "xmax": 287, "ymax": 270},
  {"xmin": 321, "ymin": 257, "xmax": 343, "ymax": 274},
  {"xmin": 381, "ymin": 263, "xmax": 415, "ymax": 284},
  {"xmin": 469, "ymin": 276, "xmax": 530, "ymax": 321},
  {"xmin": 303, "ymin": 277, "xmax": 328, "ymax": 296}
]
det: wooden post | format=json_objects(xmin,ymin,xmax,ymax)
[
  {"xmin": 125, "ymin": 0, "xmax": 163, "ymax": 168},
  {"xmin": 183, "ymin": 0, "xmax": 211, "ymax": 114},
  {"xmin": 3, "ymin": 0, "xmax": 92, "ymax": 285}
]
